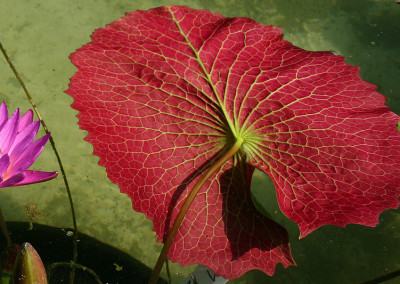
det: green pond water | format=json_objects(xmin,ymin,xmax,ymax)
[{"xmin": 0, "ymin": 0, "xmax": 399, "ymax": 283}]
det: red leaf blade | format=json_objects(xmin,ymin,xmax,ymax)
[
  {"xmin": 66, "ymin": 5, "xmax": 400, "ymax": 278},
  {"xmin": 240, "ymin": 42, "xmax": 400, "ymax": 238}
]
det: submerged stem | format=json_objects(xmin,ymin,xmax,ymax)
[{"xmin": 149, "ymin": 138, "xmax": 244, "ymax": 284}]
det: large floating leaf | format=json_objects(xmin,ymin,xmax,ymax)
[{"xmin": 66, "ymin": 5, "xmax": 400, "ymax": 279}]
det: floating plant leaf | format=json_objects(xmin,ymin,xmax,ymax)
[{"xmin": 66, "ymin": 5, "xmax": 400, "ymax": 279}]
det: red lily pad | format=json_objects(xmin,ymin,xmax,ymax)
[{"xmin": 66, "ymin": 5, "xmax": 400, "ymax": 279}]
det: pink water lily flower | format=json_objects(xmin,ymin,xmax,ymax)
[{"xmin": 0, "ymin": 102, "xmax": 57, "ymax": 188}]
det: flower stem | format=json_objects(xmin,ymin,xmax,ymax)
[{"xmin": 149, "ymin": 138, "xmax": 244, "ymax": 284}]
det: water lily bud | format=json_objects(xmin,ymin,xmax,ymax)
[{"xmin": 13, "ymin": 242, "xmax": 47, "ymax": 284}]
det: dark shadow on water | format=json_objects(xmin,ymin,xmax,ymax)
[{"xmin": 0, "ymin": 222, "xmax": 168, "ymax": 284}]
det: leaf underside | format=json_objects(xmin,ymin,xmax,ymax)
[{"xmin": 66, "ymin": 5, "xmax": 400, "ymax": 279}]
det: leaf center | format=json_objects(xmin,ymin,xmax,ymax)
[{"xmin": 227, "ymin": 124, "xmax": 261, "ymax": 163}]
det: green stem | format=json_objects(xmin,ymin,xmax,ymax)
[{"xmin": 149, "ymin": 138, "xmax": 243, "ymax": 284}]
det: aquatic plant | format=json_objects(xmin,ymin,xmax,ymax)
[
  {"xmin": 0, "ymin": 41, "xmax": 85, "ymax": 283},
  {"xmin": 0, "ymin": 102, "xmax": 57, "ymax": 188},
  {"xmin": 0, "ymin": 101, "xmax": 57, "ymax": 282},
  {"xmin": 66, "ymin": 5, "xmax": 400, "ymax": 282}
]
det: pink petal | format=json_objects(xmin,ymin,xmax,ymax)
[
  {"xmin": 0, "ymin": 154, "xmax": 10, "ymax": 181},
  {"xmin": 0, "ymin": 102, "xmax": 8, "ymax": 130},
  {"xmin": 7, "ymin": 133, "xmax": 50, "ymax": 178},
  {"xmin": 9, "ymin": 121, "xmax": 40, "ymax": 160},
  {"xmin": 0, "ymin": 108, "xmax": 19, "ymax": 154},
  {"xmin": 18, "ymin": 110, "xmax": 34, "ymax": 132},
  {"xmin": 0, "ymin": 173, "xmax": 24, "ymax": 188},
  {"xmin": 7, "ymin": 170, "xmax": 58, "ymax": 187}
]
